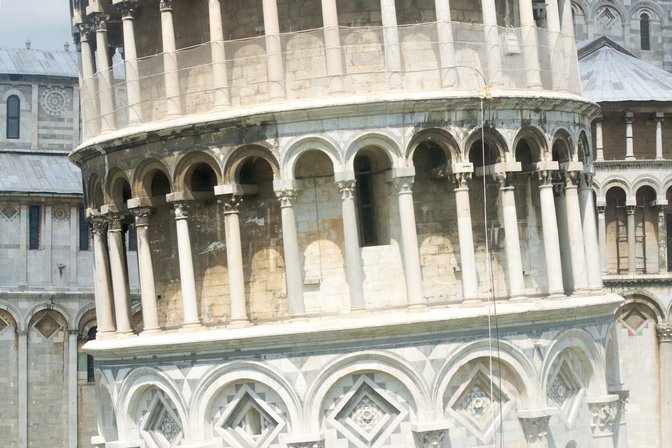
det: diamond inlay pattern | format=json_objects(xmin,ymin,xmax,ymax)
[
  {"xmin": 547, "ymin": 359, "xmax": 582, "ymax": 419},
  {"xmin": 0, "ymin": 204, "xmax": 19, "ymax": 221},
  {"xmin": 34, "ymin": 313, "xmax": 61, "ymax": 339},
  {"xmin": 452, "ymin": 370, "xmax": 509, "ymax": 432}
]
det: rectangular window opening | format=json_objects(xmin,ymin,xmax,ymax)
[{"xmin": 28, "ymin": 205, "xmax": 41, "ymax": 250}]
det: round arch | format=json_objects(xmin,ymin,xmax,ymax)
[
  {"xmin": 344, "ymin": 133, "xmax": 404, "ymax": 172},
  {"xmin": 87, "ymin": 173, "xmax": 106, "ymax": 209},
  {"xmin": 602, "ymin": 178, "xmax": 632, "ymax": 203},
  {"xmin": 632, "ymin": 176, "xmax": 662, "ymax": 199},
  {"xmin": 551, "ymin": 128, "xmax": 575, "ymax": 162},
  {"xmin": 406, "ymin": 128, "xmax": 461, "ymax": 164},
  {"xmin": 619, "ymin": 291, "xmax": 666, "ymax": 322},
  {"xmin": 24, "ymin": 301, "xmax": 73, "ymax": 330},
  {"xmin": 223, "ymin": 144, "xmax": 280, "ymax": 184},
  {"xmin": 173, "ymin": 149, "xmax": 223, "ymax": 193},
  {"xmin": 434, "ymin": 339, "xmax": 540, "ymax": 411},
  {"xmin": 464, "ymin": 127, "xmax": 508, "ymax": 165},
  {"xmin": 190, "ymin": 360, "xmax": 302, "ymax": 437},
  {"xmin": 281, "ymin": 135, "xmax": 342, "ymax": 180},
  {"xmin": 0, "ymin": 299, "xmax": 22, "ymax": 331},
  {"xmin": 512, "ymin": 126, "xmax": 549, "ymax": 164},
  {"xmin": 629, "ymin": 1, "xmax": 667, "ymax": 25},
  {"xmin": 105, "ymin": 168, "xmax": 133, "ymax": 209},
  {"xmin": 591, "ymin": 1, "xmax": 628, "ymax": 26},
  {"xmin": 304, "ymin": 350, "xmax": 431, "ymax": 431},
  {"xmin": 132, "ymin": 158, "xmax": 173, "ymax": 199},
  {"xmin": 74, "ymin": 302, "xmax": 97, "ymax": 332}
]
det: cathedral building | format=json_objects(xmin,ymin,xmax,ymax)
[{"xmin": 67, "ymin": 0, "xmax": 630, "ymax": 447}]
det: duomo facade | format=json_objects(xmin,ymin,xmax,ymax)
[{"xmin": 0, "ymin": 0, "xmax": 669, "ymax": 446}]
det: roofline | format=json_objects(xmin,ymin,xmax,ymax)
[{"xmin": 578, "ymin": 35, "xmax": 637, "ymax": 60}]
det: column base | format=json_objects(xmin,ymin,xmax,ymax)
[
  {"xmin": 509, "ymin": 293, "xmax": 528, "ymax": 302},
  {"xmin": 114, "ymin": 330, "xmax": 136, "ymax": 337},
  {"xmin": 407, "ymin": 302, "xmax": 428, "ymax": 311},
  {"xmin": 228, "ymin": 318, "xmax": 251, "ymax": 329},
  {"xmin": 625, "ymin": 156, "xmax": 636, "ymax": 161},
  {"xmin": 180, "ymin": 321, "xmax": 203, "ymax": 331},
  {"xmin": 547, "ymin": 292, "xmax": 567, "ymax": 299},
  {"xmin": 140, "ymin": 328, "xmax": 161, "ymax": 335}
]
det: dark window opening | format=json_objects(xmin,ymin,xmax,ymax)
[
  {"xmin": 6, "ymin": 95, "xmax": 20, "ymax": 139},
  {"xmin": 86, "ymin": 326, "xmax": 97, "ymax": 383},
  {"xmin": 79, "ymin": 207, "xmax": 90, "ymax": 251},
  {"xmin": 190, "ymin": 164, "xmax": 217, "ymax": 192},
  {"xmin": 127, "ymin": 224, "xmax": 137, "ymax": 252},
  {"xmin": 641, "ymin": 13, "xmax": 651, "ymax": 50},
  {"xmin": 354, "ymin": 156, "xmax": 378, "ymax": 247},
  {"xmin": 28, "ymin": 205, "xmax": 41, "ymax": 250},
  {"xmin": 150, "ymin": 171, "xmax": 171, "ymax": 197}
]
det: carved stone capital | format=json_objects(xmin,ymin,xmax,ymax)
[
  {"xmin": 275, "ymin": 189, "xmax": 297, "ymax": 208},
  {"xmin": 336, "ymin": 179, "xmax": 356, "ymax": 200},
  {"xmin": 537, "ymin": 170, "xmax": 553, "ymax": 187},
  {"xmin": 579, "ymin": 173, "xmax": 593, "ymax": 190},
  {"xmin": 518, "ymin": 415, "xmax": 551, "ymax": 447},
  {"xmin": 173, "ymin": 202, "xmax": 189, "ymax": 219},
  {"xmin": 286, "ymin": 442, "xmax": 324, "ymax": 448},
  {"xmin": 90, "ymin": 217, "xmax": 108, "ymax": 236},
  {"xmin": 393, "ymin": 176, "xmax": 414, "ymax": 194},
  {"xmin": 219, "ymin": 196, "xmax": 242, "ymax": 214},
  {"xmin": 561, "ymin": 170, "xmax": 580, "ymax": 187},
  {"xmin": 657, "ymin": 322, "xmax": 672, "ymax": 342},
  {"xmin": 588, "ymin": 397, "xmax": 619, "ymax": 437},
  {"xmin": 91, "ymin": 12, "xmax": 110, "ymax": 32},
  {"xmin": 597, "ymin": 205, "xmax": 606, "ymax": 215},
  {"xmin": 107, "ymin": 214, "xmax": 128, "ymax": 232},
  {"xmin": 117, "ymin": 1, "xmax": 138, "ymax": 19},
  {"xmin": 626, "ymin": 205, "xmax": 636, "ymax": 216},
  {"xmin": 452, "ymin": 172, "xmax": 472, "ymax": 189},
  {"xmin": 414, "ymin": 429, "xmax": 448, "ymax": 448},
  {"xmin": 160, "ymin": 0, "xmax": 174, "ymax": 11},
  {"xmin": 131, "ymin": 207, "xmax": 153, "ymax": 227},
  {"xmin": 76, "ymin": 21, "xmax": 95, "ymax": 41}
]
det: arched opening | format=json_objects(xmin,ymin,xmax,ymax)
[
  {"xmin": 6, "ymin": 94, "xmax": 20, "ymax": 139},
  {"xmin": 150, "ymin": 170, "xmax": 171, "ymax": 199},
  {"xmin": 353, "ymin": 147, "xmax": 391, "ymax": 247},
  {"xmin": 469, "ymin": 139, "xmax": 501, "ymax": 168},
  {"xmin": 111, "ymin": 177, "xmax": 132, "ymax": 210},
  {"xmin": 188, "ymin": 163, "xmax": 218, "ymax": 194},
  {"xmin": 90, "ymin": 178, "xmax": 105, "ymax": 210},
  {"xmin": 605, "ymin": 186, "xmax": 628, "ymax": 273},
  {"xmin": 635, "ymin": 185, "xmax": 657, "ymax": 273},
  {"xmin": 640, "ymin": 12, "xmax": 651, "ymax": 50},
  {"xmin": 552, "ymin": 138, "xmax": 571, "ymax": 164}
]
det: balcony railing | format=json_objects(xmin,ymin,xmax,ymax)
[{"xmin": 80, "ymin": 21, "xmax": 581, "ymax": 141}]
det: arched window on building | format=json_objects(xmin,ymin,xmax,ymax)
[
  {"xmin": 6, "ymin": 95, "xmax": 20, "ymax": 139},
  {"xmin": 353, "ymin": 150, "xmax": 390, "ymax": 247},
  {"xmin": 640, "ymin": 13, "xmax": 651, "ymax": 50}
]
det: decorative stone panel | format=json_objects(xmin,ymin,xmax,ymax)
[{"xmin": 587, "ymin": 395, "xmax": 620, "ymax": 438}]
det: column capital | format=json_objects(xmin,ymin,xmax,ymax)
[
  {"xmin": 495, "ymin": 171, "xmax": 513, "ymax": 188},
  {"xmin": 90, "ymin": 216, "xmax": 108, "ymax": 235},
  {"xmin": 91, "ymin": 12, "xmax": 110, "ymax": 31},
  {"xmin": 117, "ymin": 1, "xmax": 138, "ymax": 18},
  {"xmin": 588, "ymin": 397, "xmax": 619, "ymax": 437},
  {"xmin": 76, "ymin": 21, "xmax": 95, "ymax": 41},
  {"xmin": 655, "ymin": 112, "xmax": 665, "ymax": 122},
  {"xmin": 517, "ymin": 414, "xmax": 552, "ymax": 448},
  {"xmin": 537, "ymin": 170, "xmax": 553, "ymax": 187},
  {"xmin": 626, "ymin": 205, "xmax": 636, "ymax": 216},
  {"xmin": 452, "ymin": 172, "xmax": 472, "ymax": 189},
  {"xmin": 413, "ymin": 428, "xmax": 448, "ymax": 448},
  {"xmin": 597, "ymin": 205, "xmax": 606, "ymax": 214},
  {"xmin": 160, "ymin": 0, "xmax": 174, "ymax": 11},
  {"xmin": 579, "ymin": 172, "xmax": 594, "ymax": 190},
  {"xmin": 336, "ymin": 179, "xmax": 356, "ymax": 200},
  {"xmin": 130, "ymin": 207, "xmax": 153, "ymax": 226},
  {"xmin": 561, "ymin": 170, "xmax": 581, "ymax": 187},
  {"xmin": 275, "ymin": 189, "xmax": 297, "ymax": 207},
  {"xmin": 657, "ymin": 322, "xmax": 672, "ymax": 342},
  {"xmin": 173, "ymin": 201, "xmax": 189, "ymax": 219},
  {"xmin": 107, "ymin": 213, "xmax": 129, "ymax": 231},
  {"xmin": 219, "ymin": 195, "xmax": 242, "ymax": 214},
  {"xmin": 625, "ymin": 111, "xmax": 634, "ymax": 123},
  {"xmin": 392, "ymin": 176, "xmax": 414, "ymax": 194},
  {"xmin": 286, "ymin": 442, "xmax": 324, "ymax": 448}
]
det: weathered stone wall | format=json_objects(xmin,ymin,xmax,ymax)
[
  {"xmin": 78, "ymin": 384, "xmax": 96, "ymax": 448},
  {"xmin": 0, "ymin": 310, "xmax": 18, "ymax": 448}
]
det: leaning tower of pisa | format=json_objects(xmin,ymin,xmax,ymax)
[{"xmin": 70, "ymin": 0, "xmax": 625, "ymax": 446}]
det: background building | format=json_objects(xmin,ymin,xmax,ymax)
[{"xmin": 69, "ymin": 0, "xmax": 625, "ymax": 447}]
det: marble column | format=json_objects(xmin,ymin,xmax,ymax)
[
  {"xmin": 91, "ymin": 218, "xmax": 116, "ymax": 334},
  {"xmin": 337, "ymin": 179, "xmax": 365, "ymax": 310},
  {"xmin": 482, "ymin": 0, "xmax": 502, "ymax": 84},
  {"xmin": 434, "ymin": 0, "xmax": 457, "ymax": 87},
  {"xmin": 131, "ymin": 208, "xmax": 160, "ymax": 333},
  {"xmin": 518, "ymin": 0, "xmax": 542, "ymax": 88},
  {"xmin": 93, "ymin": 14, "xmax": 116, "ymax": 132},
  {"xmin": 221, "ymin": 196, "xmax": 249, "ymax": 323},
  {"xmin": 625, "ymin": 112, "xmax": 635, "ymax": 160},
  {"xmin": 595, "ymin": 119, "xmax": 604, "ymax": 161},
  {"xmin": 262, "ymin": 0, "xmax": 285, "ymax": 99},
  {"xmin": 208, "ymin": 0, "xmax": 230, "ymax": 107},
  {"xmin": 18, "ymin": 329, "xmax": 27, "ymax": 448},
  {"xmin": 658, "ymin": 206, "xmax": 668, "ymax": 273},
  {"xmin": 77, "ymin": 23, "xmax": 100, "ymax": 138},
  {"xmin": 68, "ymin": 330, "xmax": 78, "ymax": 448},
  {"xmin": 380, "ymin": 0, "xmax": 403, "ymax": 88},
  {"xmin": 393, "ymin": 176, "xmax": 424, "ymax": 308},
  {"xmin": 498, "ymin": 173, "xmax": 525, "ymax": 298},
  {"xmin": 276, "ymin": 190, "xmax": 305, "ymax": 316},
  {"xmin": 597, "ymin": 206, "xmax": 608, "ymax": 274},
  {"xmin": 173, "ymin": 202, "xmax": 201, "ymax": 326},
  {"xmin": 563, "ymin": 172, "xmax": 589, "ymax": 292},
  {"xmin": 545, "ymin": 0, "xmax": 563, "ymax": 90},
  {"xmin": 658, "ymin": 322, "xmax": 672, "ymax": 447},
  {"xmin": 321, "ymin": 0, "xmax": 344, "ymax": 92},
  {"xmin": 160, "ymin": 0, "xmax": 182, "ymax": 116},
  {"xmin": 107, "ymin": 215, "xmax": 133, "ymax": 334},
  {"xmin": 580, "ymin": 174, "xmax": 602, "ymax": 290},
  {"xmin": 627, "ymin": 205, "xmax": 637, "ymax": 274},
  {"xmin": 119, "ymin": 3, "xmax": 142, "ymax": 124},
  {"xmin": 656, "ymin": 113, "xmax": 664, "ymax": 160},
  {"xmin": 538, "ymin": 171, "xmax": 564, "ymax": 295},
  {"xmin": 453, "ymin": 173, "xmax": 479, "ymax": 300},
  {"xmin": 560, "ymin": 0, "xmax": 579, "ymax": 91}
]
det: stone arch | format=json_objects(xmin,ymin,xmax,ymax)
[
  {"xmin": 464, "ymin": 127, "xmax": 507, "ymax": 166},
  {"xmin": 406, "ymin": 128, "xmax": 461, "ymax": 165},
  {"xmin": 106, "ymin": 168, "xmax": 133, "ymax": 209},
  {"xmin": 591, "ymin": 1, "xmax": 628, "ymax": 26},
  {"xmin": 629, "ymin": 1, "xmax": 667, "ymax": 25},
  {"xmin": 512, "ymin": 126, "xmax": 548, "ymax": 165},
  {"xmin": 577, "ymin": 130, "xmax": 591, "ymax": 163},
  {"xmin": 551, "ymin": 128, "xmax": 575, "ymax": 163},
  {"xmin": 282, "ymin": 136, "xmax": 342, "ymax": 180},
  {"xmin": 0, "ymin": 299, "xmax": 22, "ymax": 331},
  {"xmin": 632, "ymin": 175, "xmax": 662, "ymax": 198},
  {"xmin": 304, "ymin": 350, "xmax": 430, "ymax": 431},
  {"xmin": 619, "ymin": 291, "xmax": 666, "ymax": 322},
  {"xmin": 190, "ymin": 360, "xmax": 302, "ymax": 440},
  {"xmin": 223, "ymin": 144, "xmax": 280, "ymax": 184},
  {"xmin": 117, "ymin": 367, "xmax": 188, "ymax": 441},
  {"xmin": 434, "ymin": 339, "xmax": 540, "ymax": 412},
  {"xmin": 661, "ymin": 176, "xmax": 672, "ymax": 200},
  {"xmin": 173, "ymin": 150, "xmax": 223, "ymax": 193},
  {"xmin": 602, "ymin": 178, "xmax": 633, "ymax": 203},
  {"xmin": 132, "ymin": 158, "xmax": 173, "ymax": 200},
  {"xmin": 24, "ymin": 301, "xmax": 73, "ymax": 330},
  {"xmin": 542, "ymin": 329, "xmax": 606, "ymax": 397},
  {"xmin": 344, "ymin": 133, "xmax": 404, "ymax": 172},
  {"xmin": 571, "ymin": 0, "xmax": 591, "ymax": 21},
  {"xmin": 87, "ymin": 173, "xmax": 105, "ymax": 209},
  {"xmin": 75, "ymin": 302, "xmax": 97, "ymax": 333}
]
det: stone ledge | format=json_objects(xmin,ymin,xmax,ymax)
[{"xmin": 86, "ymin": 293, "xmax": 623, "ymax": 362}]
